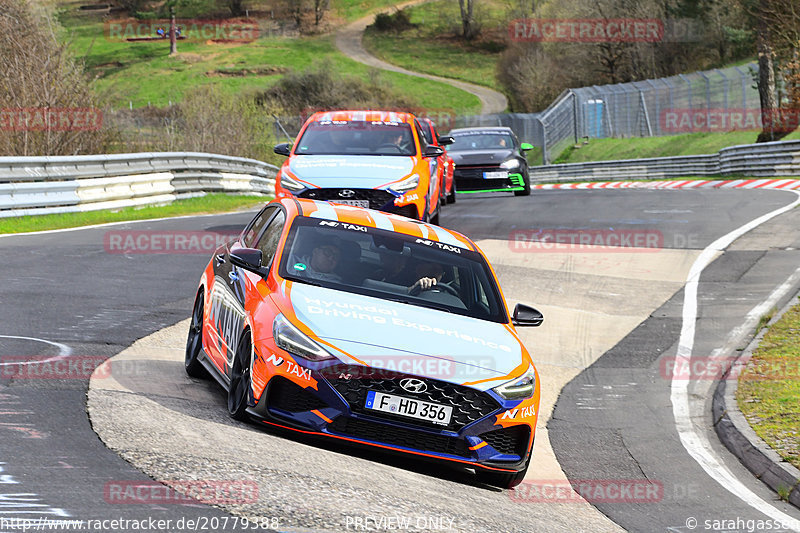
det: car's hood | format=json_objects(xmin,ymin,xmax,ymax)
[
  {"xmin": 449, "ymin": 149, "xmax": 514, "ymax": 166},
  {"xmin": 288, "ymin": 155, "xmax": 415, "ymax": 189},
  {"xmin": 283, "ymin": 283, "xmax": 525, "ymax": 390}
]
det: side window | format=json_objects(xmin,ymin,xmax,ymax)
[
  {"xmin": 415, "ymin": 121, "xmax": 429, "ymax": 151},
  {"xmin": 256, "ymin": 210, "xmax": 286, "ymax": 267},
  {"xmin": 243, "ymin": 206, "xmax": 277, "ymax": 247}
]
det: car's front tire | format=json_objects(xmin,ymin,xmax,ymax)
[
  {"xmin": 185, "ymin": 290, "xmax": 207, "ymax": 378},
  {"xmin": 514, "ymin": 169, "xmax": 531, "ymax": 197},
  {"xmin": 476, "ymin": 449, "xmax": 531, "ymax": 489},
  {"xmin": 227, "ymin": 332, "xmax": 252, "ymax": 421}
]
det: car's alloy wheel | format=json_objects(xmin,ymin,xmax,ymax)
[
  {"xmin": 429, "ymin": 199, "xmax": 441, "ymax": 226},
  {"xmin": 227, "ymin": 332, "xmax": 252, "ymax": 421},
  {"xmin": 446, "ymin": 180, "xmax": 456, "ymax": 204},
  {"xmin": 184, "ymin": 290, "xmax": 207, "ymax": 378}
]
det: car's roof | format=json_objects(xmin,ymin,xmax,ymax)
[
  {"xmin": 280, "ymin": 198, "xmax": 475, "ymax": 250},
  {"xmin": 309, "ymin": 110, "xmax": 417, "ymax": 125},
  {"xmin": 449, "ymin": 126, "xmax": 514, "ymax": 134}
]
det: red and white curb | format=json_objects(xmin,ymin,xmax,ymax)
[{"xmin": 534, "ymin": 178, "xmax": 800, "ymax": 190}]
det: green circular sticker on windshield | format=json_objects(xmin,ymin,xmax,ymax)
[{"xmin": 293, "ymin": 263, "xmax": 307, "ymax": 271}]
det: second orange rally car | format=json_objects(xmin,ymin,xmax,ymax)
[{"xmin": 273, "ymin": 110, "xmax": 445, "ymax": 224}]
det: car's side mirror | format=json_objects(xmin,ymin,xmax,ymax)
[
  {"xmin": 230, "ymin": 248, "xmax": 265, "ymax": 275},
  {"xmin": 273, "ymin": 143, "xmax": 292, "ymax": 156},
  {"xmin": 520, "ymin": 143, "xmax": 534, "ymax": 152},
  {"xmin": 438, "ymin": 136, "xmax": 455, "ymax": 146},
  {"xmin": 424, "ymin": 146, "xmax": 445, "ymax": 158},
  {"xmin": 511, "ymin": 303, "xmax": 543, "ymax": 327}
]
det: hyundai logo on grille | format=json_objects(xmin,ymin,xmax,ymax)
[
  {"xmin": 399, "ymin": 378, "xmax": 427, "ymax": 394},
  {"xmin": 338, "ymin": 189, "xmax": 356, "ymax": 198}
]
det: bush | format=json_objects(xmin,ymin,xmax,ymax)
[
  {"xmin": 254, "ymin": 65, "xmax": 416, "ymax": 117},
  {"xmin": 371, "ymin": 9, "xmax": 415, "ymax": 33}
]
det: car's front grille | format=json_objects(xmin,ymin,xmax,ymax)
[
  {"xmin": 299, "ymin": 188, "xmax": 396, "ymax": 210},
  {"xmin": 319, "ymin": 365, "xmax": 500, "ymax": 431},
  {"xmin": 453, "ymin": 166, "xmax": 522, "ymax": 192},
  {"xmin": 479, "ymin": 425, "xmax": 530, "ymax": 456},
  {"xmin": 453, "ymin": 166, "xmax": 501, "ymax": 181},
  {"xmin": 267, "ymin": 377, "xmax": 328, "ymax": 413},
  {"xmin": 328, "ymin": 416, "xmax": 471, "ymax": 457}
]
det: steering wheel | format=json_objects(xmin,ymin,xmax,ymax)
[
  {"xmin": 375, "ymin": 143, "xmax": 403, "ymax": 153},
  {"xmin": 427, "ymin": 281, "xmax": 460, "ymax": 297}
]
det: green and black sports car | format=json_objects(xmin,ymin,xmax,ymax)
[{"xmin": 447, "ymin": 127, "xmax": 533, "ymax": 196}]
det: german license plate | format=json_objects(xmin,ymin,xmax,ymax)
[
  {"xmin": 483, "ymin": 171, "xmax": 508, "ymax": 179},
  {"xmin": 332, "ymin": 199, "xmax": 369, "ymax": 208},
  {"xmin": 365, "ymin": 391, "xmax": 452, "ymax": 425}
]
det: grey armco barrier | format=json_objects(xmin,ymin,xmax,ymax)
[
  {"xmin": 529, "ymin": 140, "xmax": 800, "ymax": 183},
  {"xmin": 0, "ymin": 152, "xmax": 279, "ymax": 217}
]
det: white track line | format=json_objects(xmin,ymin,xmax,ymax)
[
  {"xmin": 0, "ymin": 208, "xmax": 263, "ymax": 239},
  {"xmin": 671, "ymin": 189, "xmax": 800, "ymax": 530},
  {"xmin": 0, "ymin": 335, "xmax": 72, "ymax": 366}
]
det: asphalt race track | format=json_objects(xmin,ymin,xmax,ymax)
[{"xmin": 3, "ymin": 188, "xmax": 800, "ymax": 532}]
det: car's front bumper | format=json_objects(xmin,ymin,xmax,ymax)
[
  {"xmin": 453, "ymin": 166, "xmax": 525, "ymax": 193},
  {"xmin": 248, "ymin": 365, "xmax": 534, "ymax": 473}
]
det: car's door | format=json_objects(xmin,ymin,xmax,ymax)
[
  {"xmin": 415, "ymin": 119, "xmax": 439, "ymax": 216},
  {"xmin": 206, "ymin": 206, "xmax": 276, "ymax": 375}
]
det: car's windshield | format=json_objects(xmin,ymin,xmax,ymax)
[
  {"xmin": 295, "ymin": 120, "xmax": 417, "ymax": 156},
  {"xmin": 278, "ymin": 217, "xmax": 508, "ymax": 323},
  {"xmin": 448, "ymin": 132, "xmax": 515, "ymax": 151}
]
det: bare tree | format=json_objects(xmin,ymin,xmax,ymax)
[
  {"xmin": 458, "ymin": 0, "xmax": 479, "ymax": 40},
  {"xmin": 747, "ymin": 0, "xmax": 800, "ymax": 141},
  {"xmin": 0, "ymin": 0, "xmax": 110, "ymax": 155}
]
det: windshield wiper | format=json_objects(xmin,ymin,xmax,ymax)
[
  {"xmin": 385, "ymin": 297, "xmax": 452, "ymax": 313},
  {"xmin": 284, "ymin": 275, "xmax": 323, "ymax": 287}
]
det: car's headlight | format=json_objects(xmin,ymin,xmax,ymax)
[
  {"xmin": 280, "ymin": 170, "xmax": 306, "ymax": 192},
  {"xmin": 389, "ymin": 173, "xmax": 420, "ymax": 194},
  {"xmin": 493, "ymin": 364, "xmax": 536, "ymax": 400},
  {"xmin": 500, "ymin": 159, "xmax": 520, "ymax": 170},
  {"xmin": 273, "ymin": 314, "xmax": 333, "ymax": 361}
]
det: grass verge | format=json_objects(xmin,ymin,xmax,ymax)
[
  {"xmin": 554, "ymin": 130, "xmax": 800, "ymax": 164},
  {"xmin": 362, "ymin": 0, "xmax": 507, "ymax": 91},
  {"xmin": 1, "ymin": 194, "xmax": 268, "ymax": 234},
  {"xmin": 736, "ymin": 298, "xmax": 800, "ymax": 471}
]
